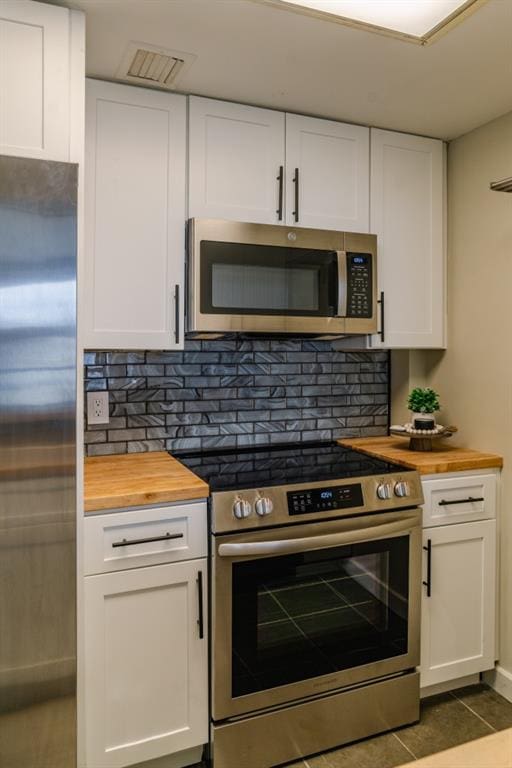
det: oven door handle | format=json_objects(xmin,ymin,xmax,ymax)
[{"xmin": 217, "ymin": 516, "xmax": 418, "ymax": 558}]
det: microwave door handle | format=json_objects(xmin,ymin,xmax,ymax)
[
  {"xmin": 336, "ymin": 251, "xmax": 347, "ymax": 317},
  {"xmin": 218, "ymin": 515, "xmax": 417, "ymax": 558}
]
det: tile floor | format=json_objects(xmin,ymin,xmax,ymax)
[{"xmin": 294, "ymin": 684, "xmax": 512, "ymax": 767}]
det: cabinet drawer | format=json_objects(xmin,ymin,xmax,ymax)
[
  {"xmin": 84, "ymin": 502, "xmax": 207, "ymax": 575},
  {"xmin": 422, "ymin": 474, "xmax": 496, "ymax": 528}
]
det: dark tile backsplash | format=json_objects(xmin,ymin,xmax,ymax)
[{"xmin": 84, "ymin": 339, "xmax": 389, "ymax": 457}]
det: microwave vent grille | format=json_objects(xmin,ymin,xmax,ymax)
[{"xmin": 117, "ymin": 42, "xmax": 196, "ymax": 90}]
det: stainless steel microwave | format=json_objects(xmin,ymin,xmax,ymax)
[{"xmin": 186, "ymin": 219, "xmax": 378, "ymax": 336}]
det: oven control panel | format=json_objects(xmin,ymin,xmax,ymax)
[{"xmin": 288, "ymin": 483, "xmax": 364, "ymax": 515}]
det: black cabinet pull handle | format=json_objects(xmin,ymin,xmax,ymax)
[
  {"xmin": 438, "ymin": 496, "xmax": 484, "ymax": 506},
  {"xmin": 112, "ymin": 532, "xmax": 184, "ymax": 548},
  {"xmin": 378, "ymin": 291, "xmax": 385, "ymax": 343},
  {"xmin": 292, "ymin": 167, "xmax": 299, "ymax": 222},
  {"xmin": 423, "ymin": 539, "xmax": 432, "ymax": 597},
  {"xmin": 197, "ymin": 570, "xmax": 204, "ymax": 639},
  {"xmin": 174, "ymin": 284, "xmax": 180, "ymax": 345},
  {"xmin": 276, "ymin": 165, "xmax": 284, "ymax": 221}
]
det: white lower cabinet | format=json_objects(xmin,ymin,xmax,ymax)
[
  {"xmin": 84, "ymin": 559, "xmax": 207, "ymax": 768},
  {"xmin": 420, "ymin": 518, "xmax": 496, "ymax": 688},
  {"xmin": 83, "ymin": 500, "xmax": 208, "ymax": 768}
]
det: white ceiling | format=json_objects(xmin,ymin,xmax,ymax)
[{"xmin": 53, "ymin": 0, "xmax": 512, "ymax": 140}]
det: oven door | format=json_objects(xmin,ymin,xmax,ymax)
[{"xmin": 212, "ymin": 509, "xmax": 421, "ymax": 721}]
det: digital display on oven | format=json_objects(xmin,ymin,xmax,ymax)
[{"xmin": 288, "ymin": 484, "xmax": 364, "ymax": 515}]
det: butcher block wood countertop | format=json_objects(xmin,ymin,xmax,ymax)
[
  {"xmin": 338, "ymin": 436, "xmax": 503, "ymax": 475},
  {"xmin": 84, "ymin": 451, "xmax": 209, "ymax": 513}
]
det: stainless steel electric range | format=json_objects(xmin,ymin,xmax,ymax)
[{"xmin": 176, "ymin": 441, "xmax": 424, "ymax": 768}]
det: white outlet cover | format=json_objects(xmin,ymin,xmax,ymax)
[{"xmin": 87, "ymin": 391, "xmax": 110, "ymax": 426}]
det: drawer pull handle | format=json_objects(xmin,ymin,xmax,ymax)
[
  {"xmin": 438, "ymin": 496, "xmax": 484, "ymax": 507},
  {"xmin": 112, "ymin": 532, "xmax": 184, "ymax": 548}
]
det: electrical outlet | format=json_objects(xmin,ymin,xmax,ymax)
[{"xmin": 87, "ymin": 391, "xmax": 110, "ymax": 426}]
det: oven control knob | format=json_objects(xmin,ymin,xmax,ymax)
[
  {"xmin": 233, "ymin": 499, "xmax": 252, "ymax": 519},
  {"xmin": 255, "ymin": 497, "xmax": 274, "ymax": 517},
  {"xmin": 394, "ymin": 481, "xmax": 410, "ymax": 498},
  {"xmin": 376, "ymin": 482, "xmax": 392, "ymax": 500}
]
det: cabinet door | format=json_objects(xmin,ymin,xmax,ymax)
[
  {"xmin": 84, "ymin": 560, "xmax": 207, "ymax": 768},
  {"xmin": 420, "ymin": 520, "xmax": 496, "ymax": 688},
  {"xmin": 84, "ymin": 79, "xmax": 186, "ymax": 349},
  {"xmin": 285, "ymin": 114, "xmax": 369, "ymax": 232},
  {"xmin": 189, "ymin": 96, "xmax": 285, "ymax": 224},
  {"xmin": 0, "ymin": 0, "xmax": 71, "ymax": 160},
  {"xmin": 370, "ymin": 129, "xmax": 446, "ymax": 349}
]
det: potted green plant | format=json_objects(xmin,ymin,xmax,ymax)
[{"xmin": 407, "ymin": 387, "xmax": 441, "ymax": 430}]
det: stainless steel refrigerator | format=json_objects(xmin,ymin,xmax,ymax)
[{"xmin": 0, "ymin": 156, "xmax": 77, "ymax": 767}]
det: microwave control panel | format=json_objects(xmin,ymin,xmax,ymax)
[
  {"xmin": 346, "ymin": 253, "xmax": 373, "ymax": 318},
  {"xmin": 288, "ymin": 483, "xmax": 364, "ymax": 515}
]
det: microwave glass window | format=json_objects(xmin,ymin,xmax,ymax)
[
  {"xmin": 212, "ymin": 263, "xmax": 319, "ymax": 312},
  {"xmin": 200, "ymin": 241, "xmax": 337, "ymax": 317},
  {"xmin": 231, "ymin": 535, "xmax": 410, "ymax": 698}
]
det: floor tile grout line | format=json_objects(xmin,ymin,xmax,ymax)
[
  {"xmin": 393, "ymin": 730, "xmax": 419, "ymax": 761},
  {"xmin": 449, "ymin": 690, "xmax": 497, "ymax": 733}
]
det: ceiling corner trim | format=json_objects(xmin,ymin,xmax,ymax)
[
  {"xmin": 250, "ymin": 0, "xmax": 489, "ymax": 46},
  {"xmin": 421, "ymin": 0, "xmax": 488, "ymax": 45}
]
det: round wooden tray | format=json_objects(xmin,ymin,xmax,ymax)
[{"xmin": 389, "ymin": 424, "xmax": 458, "ymax": 452}]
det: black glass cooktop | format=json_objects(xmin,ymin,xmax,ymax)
[{"xmin": 174, "ymin": 441, "xmax": 409, "ymax": 493}]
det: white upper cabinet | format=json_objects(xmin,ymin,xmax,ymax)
[
  {"xmin": 84, "ymin": 79, "xmax": 186, "ymax": 349},
  {"xmin": 189, "ymin": 97, "xmax": 285, "ymax": 224},
  {"xmin": 285, "ymin": 114, "xmax": 369, "ymax": 232},
  {"xmin": 0, "ymin": 0, "xmax": 79, "ymax": 161},
  {"xmin": 370, "ymin": 129, "xmax": 446, "ymax": 349}
]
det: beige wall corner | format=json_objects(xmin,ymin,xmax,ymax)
[
  {"xmin": 402, "ymin": 109, "xmax": 512, "ymax": 675},
  {"xmin": 390, "ymin": 350, "xmax": 434, "ymax": 425}
]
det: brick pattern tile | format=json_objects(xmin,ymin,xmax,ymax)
[{"xmin": 84, "ymin": 340, "xmax": 389, "ymax": 456}]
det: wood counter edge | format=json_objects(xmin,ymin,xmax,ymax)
[
  {"xmin": 338, "ymin": 438, "xmax": 503, "ymax": 475},
  {"xmin": 84, "ymin": 486, "xmax": 209, "ymax": 513}
]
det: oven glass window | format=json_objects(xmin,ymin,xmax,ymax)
[
  {"xmin": 200, "ymin": 241, "xmax": 338, "ymax": 316},
  {"xmin": 231, "ymin": 537, "xmax": 409, "ymax": 697}
]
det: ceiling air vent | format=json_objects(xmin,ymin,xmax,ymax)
[{"xmin": 117, "ymin": 42, "xmax": 196, "ymax": 90}]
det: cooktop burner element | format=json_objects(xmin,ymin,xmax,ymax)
[{"xmin": 174, "ymin": 440, "xmax": 408, "ymax": 493}]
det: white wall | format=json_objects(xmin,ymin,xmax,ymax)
[{"xmin": 393, "ymin": 109, "xmax": 512, "ymax": 675}]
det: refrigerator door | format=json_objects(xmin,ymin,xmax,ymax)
[{"xmin": 0, "ymin": 157, "xmax": 77, "ymax": 767}]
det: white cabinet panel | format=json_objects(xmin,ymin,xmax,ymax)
[
  {"xmin": 422, "ymin": 473, "xmax": 496, "ymax": 528},
  {"xmin": 420, "ymin": 520, "xmax": 496, "ymax": 688},
  {"xmin": 0, "ymin": 0, "xmax": 72, "ymax": 160},
  {"xmin": 84, "ymin": 560, "xmax": 207, "ymax": 768},
  {"xmin": 189, "ymin": 96, "xmax": 285, "ymax": 224},
  {"xmin": 85, "ymin": 79, "xmax": 186, "ymax": 349},
  {"xmin": 370, "ymin": 129, "xmax": 445, "ymax": 349},
  {"xmin": 285, "ymin": 114, "xmax": 369, "ymax": 232},
  {"xmin": 84, "ymin": 502, "xmax": 207, "ymax": 575}
]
